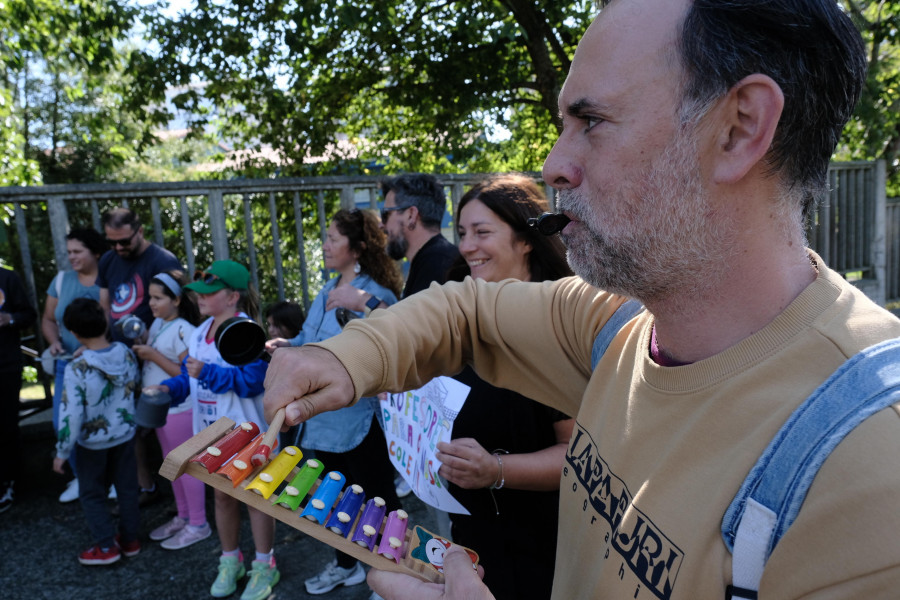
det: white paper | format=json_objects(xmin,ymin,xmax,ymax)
[{"xmin": 380, "ymin": 376, "xmax": 471, "ymax": 515}]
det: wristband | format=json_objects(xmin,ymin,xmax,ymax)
[
  {"xmin": 490, "ymin": 449, "xmax": 509, "ymax": 490},
  {"xmin": 365, "ymin": 295, "xmax": 383, "ymax": 310}
]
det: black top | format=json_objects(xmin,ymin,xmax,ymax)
[
  {"xmin": 402, "ymin": 233, "xmax": 460, "ymax": 298},
  {"xmin": 449, "ymin": 365, "xmax": 568, "ymax": 600},
  {"xmin": 0, "ymin": 268, "xmax": 37, "ymax": 371}
]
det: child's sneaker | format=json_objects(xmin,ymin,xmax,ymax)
[
  {"xmin": 304, "ymin": 559, "xmax": 366, "ymax": 595},
  {"xmin": 116, "ymin": 535, "xmax": 141, "ymax": 557},
  {"xmin": 78, "ymin": 544, "xmax": 121, "ymax": 565},
  {"xmin": 58, "ymin": 478, "xmax": 79, "ymax": 503},
  {"xmin": 161, "ymin": 522, "xmax": 211, "ymax": 550},
  {"xmin": 210, "ymin": 553, "xmax": 246, "ymax": 598},
  {"xmin": 241, "ymin": 557, "xmax": 280, "ymax": 600},
  {"xmin": 150, "ymin": 516, "xmax": 187, "ymax": 541}
]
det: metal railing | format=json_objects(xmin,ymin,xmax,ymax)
[{"xmin": 3, "ymin": 164, "xmax": 895, "ymax": 415}]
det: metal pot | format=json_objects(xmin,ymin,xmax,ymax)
[
  {"xmin": 215, "ymin": 316, "xmax": 269, "ymax": 366},
  {"xmin": 134, "ymin": 388, "xmax": 170, "ymax": 429}
]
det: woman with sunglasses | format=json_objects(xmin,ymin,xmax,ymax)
[
  {"xmin": 41, "ymin": 227, "xmax": 108, "ymax": 504},
  {"xmin": 266, "ymin": 209, "xmax": 404, "ymax": 596},
  {"xmin": 438, "ymin": 174, "xmax": 575, "ymax": 600}
]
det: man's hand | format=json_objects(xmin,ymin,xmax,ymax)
[
  {"xmin": 367, "ymin": 545, "xmax": 492, "ymax": 600},
  {"xmin": 52, "ymin": 456, "xmax": 66, "ymax": 475},
  {"xmin": 325, "ymin": 286, "xmax": 368, "ymax": 312},
  {"xmin": 263, "ymin": 345, "xmax": 357, "ymax": 427}
]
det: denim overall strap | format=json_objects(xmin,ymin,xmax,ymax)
[
  {"xmin": 721, "ymin": 337, "xmax": 900, "ymax": 599},
  {"xmin": 591, "ymin": 299, "xmax": 644, "ymax": 370}
]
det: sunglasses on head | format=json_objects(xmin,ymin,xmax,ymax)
[
  {"xmin": 105, "ymin": 228, "xmax": 139, "ymax": 247},
  {"xmin": 194, "ymin": 271, "xmax": 224, "ymax": 286}
]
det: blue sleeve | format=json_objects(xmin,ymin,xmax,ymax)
[
  {"xmin": 290, "ymin": 287, "xmax": 330, "ymax": 346},
  {"xmin": 161, "ymin": 357, "xmax": 190, "ymax": 406},
  {"xmin": 198, "ymin": 359, "xmax": 267, "ymax": 397}
]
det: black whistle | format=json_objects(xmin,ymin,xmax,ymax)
[{"xmin": 527, "ymin": 212, "xmax": 571, "ymax": 235}]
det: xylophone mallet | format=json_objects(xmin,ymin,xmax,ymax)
[{"xmin": 251, "ymin": 406, "xmax": 285, "ymax": 466}]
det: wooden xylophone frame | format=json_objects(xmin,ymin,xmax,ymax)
[{"xmin": 159, "ymin": 417, "xmax": 444, "ymax": 583}]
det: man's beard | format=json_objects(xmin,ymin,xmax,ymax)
[
  {"xmin": 386, "ymin": 233, "xmax": 409, "ymax": 261},
  {"xmin": 557, "ymin": 129, "xmax": 734, "ymax": 306}
]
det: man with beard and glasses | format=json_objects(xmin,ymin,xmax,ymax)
[
  {"xmin": 378, "ymin": 173, "xmax": 460, "ymax": 299},
  {"xmin": 263, "ymin": 0, "xmax": 900, "ymax": 599}
]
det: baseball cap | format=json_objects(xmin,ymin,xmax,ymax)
[{"xmin": 186, "ymin": 260, "xmax": 250, "ymax": 294}]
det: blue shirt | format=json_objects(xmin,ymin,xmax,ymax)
[{"xmin": 289, "ymin": 273, "xmax": 398, "ymax": 452}]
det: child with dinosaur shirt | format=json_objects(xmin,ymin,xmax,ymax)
[{"xmin": 53, "ymin": 297, "xmax": 141, "ymax": 565}]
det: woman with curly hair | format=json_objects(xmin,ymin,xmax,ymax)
[{"xmin": 266, "ymin": 208, "xmax": 403, "ymax": 595}]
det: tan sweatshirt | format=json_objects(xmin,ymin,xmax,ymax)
[{"xmin": 316, "ymin": 257, "xmax": 900, "ymax": 599}]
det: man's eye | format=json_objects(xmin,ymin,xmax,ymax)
[{"xmin": 585, "ymin": 116, "xmax": 604, "ymax": 130}]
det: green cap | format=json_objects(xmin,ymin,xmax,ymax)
[{"xmin": 185, "ymin": 260, "xmax": 250, "ymax": 294}]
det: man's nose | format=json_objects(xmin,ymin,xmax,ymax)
[{"xmin": 542, "ymin": 137, "xmax": 584, "ymax": 190}]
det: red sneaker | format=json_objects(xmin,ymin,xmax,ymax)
[
  {"xmin": 116, "ymin": 535, "xmax": 141, "ymax": 557},
  {"xmin": 78, "ymin": 545, "xmax": 121, "ymax": 565}
]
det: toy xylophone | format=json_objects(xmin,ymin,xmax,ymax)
[{"xmin": 159, "ymin": 417, "xmax": 478, "ymax": 583}]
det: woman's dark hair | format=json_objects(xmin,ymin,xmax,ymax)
[
  {"xmin": 150, "ymin": 270, "xmax": 201, "ymax": 326},
  {"xmin": 264, "ymin": 301, "xmax": 305, "ymax": 339},
  {"xmin": 332, "ymin": 209, "xmax": 403, "ymax": 297},
  {"xmin": 63, "ymin": 297, "xmax": 108, "ymax": 338},
  {"xmin": 452, "ymin": 174, "xmax": 573, "ymax": 283},
  {"xmin": 67, "ymin": 227, "xmax": 107, "ymax": 258}
]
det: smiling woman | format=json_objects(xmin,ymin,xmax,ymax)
[{"xmin": 440, "ymin": 173, "xmax": 573, "ymax": 600}]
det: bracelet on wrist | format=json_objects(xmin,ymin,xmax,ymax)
[{"xmin": 489, "ymin": 449, "xmax": 509, "ymax": 490}]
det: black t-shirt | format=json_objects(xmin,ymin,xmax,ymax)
[
  {"xmin": 449, "ymin": 365, "xmax": 567, "ymax": 600},
  {"xmin": 0, "ymin": 269, "xmax": 37, "ymax": 370},
  {"xmin": 97, "ymin": 244, "xmax": 182, "ymax": 339},
  {"xmin": 402, "ymin": 234, "xmax": 460, "ymax": 298}
]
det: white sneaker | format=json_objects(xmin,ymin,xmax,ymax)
[
  {"xmin": 107, "ymin": 485, "xmax": 117, "ymax": 500},
  {"xmin": 59, "ymin": 479, "xmax": 79, "ymax": 503},
  {"xmin": 395, "ymin": 477, "xmax": 412, "ymax": 499},
  {"xmin": 304, "ymin": 560, "xmax": 366, "ymax": 595},
  {"xmin": 150, "ymin": 516, "xmax": 187, "ymax": 541},
  {"xmin": 160, "ymin": 522, "xmax": 212, "ymax": 550}
]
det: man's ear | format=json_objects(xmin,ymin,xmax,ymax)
[{"xmin": 711, "ymin": 74, "xmax": 784, "ymax": 184}]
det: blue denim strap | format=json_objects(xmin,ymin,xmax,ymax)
[
  {"xmin": 591, "ymin": 299, "xmax": 644, "ymax": 370},
  {"xmin": 722, "ymin": 337, "xmax": 900, "ymax": 596}
]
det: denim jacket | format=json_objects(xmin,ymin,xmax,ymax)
[{"xmin": 290, "ymin": 273, "xmax": 398, "ymax": 452}]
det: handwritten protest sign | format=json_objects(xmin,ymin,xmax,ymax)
[{"xmin": 381, "ymin": 376, "xmax": 471, "ymax": 515}]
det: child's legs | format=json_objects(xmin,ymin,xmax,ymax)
[
  {"xmin": 76, "ymin": 445, "xmax": 115, "ymax": 547},
  {"xmin": 156, "ymin": 411, "xmax": 206, "ymax": 525},
  {"xmin": 214, "ymin": 489, "xmax": 241, "ymax": 552},
  {"xmin": 110, "ymin": 437, "xmax": 141, "ymax": 542},
  {"xmin": 247, "ymin": 506, "xmax": 275, "ymax": 555}
]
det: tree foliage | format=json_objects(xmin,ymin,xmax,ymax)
[
  {"xmin": 128, "ymin": 0, "xmax": 596, "ymax": 175},
  {"xmin": 841, "ymin": 1, "xmax": 900, "ymax": 195}
]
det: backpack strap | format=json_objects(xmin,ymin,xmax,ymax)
[
  {"xmin": 721, "ymin": 337, "xmax": 900, "ymax": 599},
  {"xmin": 591, "ymin": 299, "xmax": 644, "ymax": 370}
]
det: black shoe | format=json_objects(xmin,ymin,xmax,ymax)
[
  {"xmin": 138, "ymin": 485, "xmax": 161, "ymax": 508},
  {"xmin": 0, "ymin": 481, "xmax": 14, "ymax": 514}
]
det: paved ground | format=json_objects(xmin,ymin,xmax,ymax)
[{"xmin": 4, "ymin": 413, "xmax": 437, "ymax": 600}]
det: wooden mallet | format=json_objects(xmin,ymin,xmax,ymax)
[{"xmin": 251, "ymin": 406, "xmax": 285, "ymax": 466}]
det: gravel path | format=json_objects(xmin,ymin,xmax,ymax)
[{"xmin": 5, "ymin": 418, "xmax": 436, "ymax": 600}]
